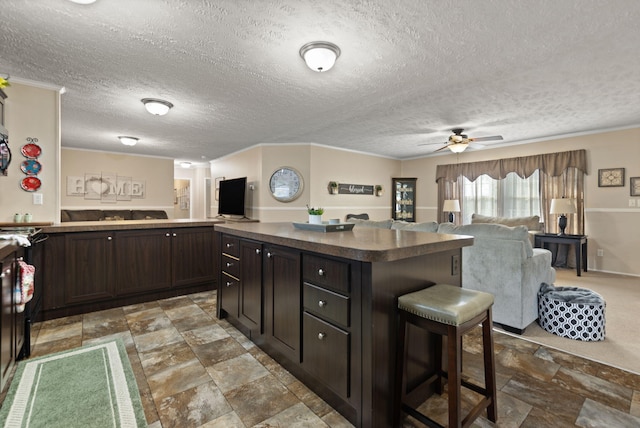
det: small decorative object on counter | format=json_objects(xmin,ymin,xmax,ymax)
[
  {"xmin": 23, "ymin": 213, "xmax": 32, "ymax": 223},
  {"xmin": 14, "ymin": 213, "xmax": 22, "ymax": 223},
  {"xmin": 307, "ymin": 205, "xmax": 324, "ymax": 224}
]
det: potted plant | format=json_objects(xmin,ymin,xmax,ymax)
[
  {"xmin": 328, "ymin": 181, "xmax": 338, "ymax": 194},
  {"xmin": 375, "ymin": 185, "xmax": 383, "ymax": 197},
  {"xmin": 307, "ymin": 205, "xmax": 324, "ymax": 224}
]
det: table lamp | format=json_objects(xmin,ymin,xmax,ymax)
[
  {"xmin": 549, "ymin": 198, "xmax": 576, "ymax": 235},
  {"xmin": 443, "ymin": 199, "xmax": 461, "ymax": 223}
]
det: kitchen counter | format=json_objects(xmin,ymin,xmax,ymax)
[
  {"xmin": 41, "ymin": 218, "xmax": 222, "ymax": 233},
  {"xmin": 215, "ymin": 222, "xmax": 473, "ymax": 427},
  {"xmin": 214, "ymin": 221, "xmax": 472, "ymax": 262}
]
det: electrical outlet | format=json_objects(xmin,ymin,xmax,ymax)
[
  {"xmin": 597, "ymin": 249, "xmax": 604, "ymax": 257},
  {"xmin": 451, "ymin": 254, "xmax": 460, "ymax": 276},
  {"xmin": 630, "ymin": 199, "xmax": 636, "ymax": 207}
]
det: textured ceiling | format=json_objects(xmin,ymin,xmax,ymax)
[{"xmin": 1, "ymin": 0, "xmax": 640, "ymax": 164}]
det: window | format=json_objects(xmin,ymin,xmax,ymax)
[{"xmin": 461, "ymin": 170, "xmax": 540, "ymax": 224}]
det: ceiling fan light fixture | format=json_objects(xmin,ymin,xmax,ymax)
[
  {"xmin": 118, "ymin": 136, "xmax": 138, "ymax": 146},
  {"xmin": 141, "ymin": 98, "xmax": 174, "ymax": 116},
  {"xmin": 299, "ymin": 41, "xmax": 341, "ymax": 72},
  {"xmin": 448, "ymin": 142, "xmax": 468, "ymax": 153}
]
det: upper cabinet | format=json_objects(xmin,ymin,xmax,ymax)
[{"xmin": 392, "ymin": 178, "xmax": 417, "ymax": 222}]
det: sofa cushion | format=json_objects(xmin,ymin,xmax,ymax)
[
  {"xmin": 438, "ymin": 222, "xmax": 534, "ymax": 258},
  {"xmin": 345, "ymin": 218, "xmax": 393, "ymax": 229},
  {"xmin": 471, "ymin": 213, "xmax": 541, "ymax": 231},
  {"xmin": 391, "ymin": 221, "xmax": 439, "ymax": 232},
  {"xmin": 67, "ymin": 209, "xmax": 105, "ymax": 222},
  {"xmin": 131, "ymin": 210, "xmax": 169, "ymax": 220},
  {"xmin": 102, "ymin": 210, "xmax": 133, "ymax": 220}
]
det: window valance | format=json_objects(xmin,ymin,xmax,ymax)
[{"xmin": 435, "ymin": 149, "xmax": 587, "ymax": 183}]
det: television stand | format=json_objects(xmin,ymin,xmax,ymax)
[{"xmin": 222, "ymin": 216, "xmax": 258, "ymax": 223}]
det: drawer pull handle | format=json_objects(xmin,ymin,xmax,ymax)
[
  {"xmin": 226, "ymin": 262, "xmax": 234, "ymax": 268},
  {"xmin": 226, "ymin": 243, "xmax": 234, "ymax": 248},
  {"xmin": 166, "ymin": 233, "xmax": 171, "ymax": 237},
  {"xmin": 267, "ymin": 252, "xmax": 272, "ymax": 258},
  {"xmin": 317, "ymin": 332, "xmax": 326, "ymax": 340},
  {"xmin": 318, "ymin": 268, "xmax": 325, "ymax": 276},
  {"xmin": 107, "ymin": 236, "xmax": 113, "ymax": 241},
  {"xmin": 318, "ymin": 300, "xmax": 327, "ymax": 308},
  {"xmin": 226, "ymin": 281, "xmax": 233, "ymax": 287},
  {"xmin": 255, "ymin": 248, "xmax": 261, "ymax": 254},
  {"xmin": 173, "ymin": 233, "xmax": 177, "ymax": 237}
]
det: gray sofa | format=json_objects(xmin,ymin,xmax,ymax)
[{"xmin": 346, "ymin": 218, "xmax": 556, "ymax": 333}]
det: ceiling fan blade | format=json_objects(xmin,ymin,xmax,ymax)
[
  {"xmin": 433, "ymin": 145, "xmax": 450, "ymax": 152},
  {"xmin": 417, "ymin": 141, "xmax": 447, "ymax": 146},
  {"xmin": 469, "ymin": 135, "xmax": 503, "ymax": 143}
]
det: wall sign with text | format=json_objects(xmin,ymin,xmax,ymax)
[{"xmin": 338, "ymin": 183, "xmax": 374, "ymax": 195}]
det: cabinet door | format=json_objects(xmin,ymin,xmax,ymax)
[
  {"xmin": 392, "ymin": 177, "xmax": 417, "ymax": 222},
  {"xmin": 264, "ymin": 245, "xmax": 301, "ymax": 362},
  {"xmin": 239, "ymin": 239, "xmax": 262, "ymax": 337},
  {"xmin": 65, "ymin": 232, "xmax": 115, "ymax": 304},
  {"xmin": 220, "ymin": 272, "xmax": 239, "ymax": 318},
  {"xmin": 115, "ymin": 230, "xmax": 172, "ymax": 296},
  {"xmin": 172, "ymin": 227, "xmax": 215, "ymax": 288},
  {"xmin": 0, "ymin": 258, "xmax": 13, "ymax": 390}
]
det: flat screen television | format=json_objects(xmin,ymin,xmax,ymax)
[{"xmin": 218, "ymin": 177, "xmax": 247, "ymax": 217}]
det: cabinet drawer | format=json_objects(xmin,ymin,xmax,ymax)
[
  {"xmin": 221, "ymin": 235, "xmax": 240, "ymax": 257},
  {"xmin": 302, "ymin": 254, "xmax": 350, "ymax": 294},
  {"xmin": 303, "ymin": 312, "xmax": 350, "ymax": 399},
  {"xmin": 303, "ymin": 283, "xmax": 350, "ymax": 328},
  {"xmin": 222, "ymin": 254, "xmax": 240, "ymax": 278}
]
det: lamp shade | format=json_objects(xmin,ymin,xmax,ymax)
[
  {"xmin": 299, "ymin": 41, "xmax": 341, "ymax": 72},
  {"xmin": 141, "ymin": 98, "xmax": 173, "ymax": 116},
  {"xmin": 550, "ymin": 198, "xmax": 576, "ymax": 214},
  {"xmin": 443, "ymin": 199, "xmax": 461, "ymax": 212}
]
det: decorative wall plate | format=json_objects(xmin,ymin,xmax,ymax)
[
  {"xmin": 20, "ymin": 176, "xmax": 41, "ymax": 192},
  {"xmin": 21, "ymin": 143, "xmax": 42, "ymax": 159},
  {"xmin": 20, "ymin": 159, "xmax": 42, "ymax": 175}
]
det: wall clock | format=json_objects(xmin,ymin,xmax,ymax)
[
  {"xmin": 269, "ymin": 166, "xmax": 303, "ymax": 202},
  {"xmin": 598, "ymin": 168, "xmax": 625, "ymax": 187}
]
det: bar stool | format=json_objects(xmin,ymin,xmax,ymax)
[{"xmin": 394, "ymin": 284, "xmax": 497, "ymax": 428}]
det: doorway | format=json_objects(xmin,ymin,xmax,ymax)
[{"xmin": 173, "ymin": 178, "xmax": 191, "ymax": 219}]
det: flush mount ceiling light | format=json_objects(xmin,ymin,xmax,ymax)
[
  {"xmin": 299, "ymin": 41, "xmax": 341, "ymax": 72},
  {"xmin": 118, "ymin": 136, "xmax": 138, "ymax": 146},
  {"xmin": 179, "ymin": 162, "xmax": 192, "ymax": 169},
  {"xmin": 68, "ymin": 0, "xmax": 97, "ymax": 3},
  {"xmin": 141, "ymin": 98, "xmax": 174, "ymax": 116}
]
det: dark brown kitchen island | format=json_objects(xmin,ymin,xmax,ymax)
[{"xmin": 215, "ymin": 222, "xmax": 473, "ymax": 427}]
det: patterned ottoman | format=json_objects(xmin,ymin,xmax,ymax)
[{"xmin": 537, "ymin": 283, "xmax": 606, "ymax": 341}]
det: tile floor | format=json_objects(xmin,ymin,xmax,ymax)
[{"xmin": 7, "ymin": 290, "xmax": 640, "ymax": 427}]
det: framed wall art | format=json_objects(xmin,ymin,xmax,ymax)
[
  {"xmin": 598, "ymin": 168, "xmax": 625, "ymax": 187},
  {"xmin": 631, "ymin": 177, "xmax": 640, "ymax": 196}
]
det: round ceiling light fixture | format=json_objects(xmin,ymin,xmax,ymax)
[
  {"xmin": 141, "ymin": 98, "xmax": 174, "ymax": 116},
  {"xmin": 299, "ymin": 41, "xmax": 341, "ymax": 72},
  {"xmin": 179, "ymin": 161, "xmax": 192, "ymax": 169},
  {"xmin": 118, "ymin": 136, "xmax": 139, "ymax": 146},
  {"xmin": 68, "ymin": 0, "xmax": 97, "ymax": 4}
]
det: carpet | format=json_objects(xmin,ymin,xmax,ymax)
[
  {"xmin": 0, "ymin": 339, "xmax": 146, "ymax": 428},
  {"xmin": 498, "ymin": 269, "xmax": 640, "ymax": 375}
]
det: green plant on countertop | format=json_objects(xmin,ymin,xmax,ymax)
[{"xmin": 307, "ymin": 205, "xmax": 324, "ymax": 215}]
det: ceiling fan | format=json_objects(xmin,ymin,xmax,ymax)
[{"xmin": 421, "ymin": 128, "xmax": 504, "ymax": 153}]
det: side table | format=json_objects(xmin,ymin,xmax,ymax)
[{"xmin": 534, "ymin": 234, "xmax": 588, "ymax": 276}]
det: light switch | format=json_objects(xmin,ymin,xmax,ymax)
[
  {"xmin": 33, "ymin": 193, "xmax": 43, "ymax": 205},
  {"xmin": 630, "ymin": 199, "xmax": 636, "ymax": 207}
]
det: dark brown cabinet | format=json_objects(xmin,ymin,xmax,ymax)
[
  {"xmin": 264, "ymin": 245, "xmax": 300, "ymax": 363},
  {"xmin": 65, "ymin": 232, "xmax": 115, "ymax": 304},
  {"xmin": 1, "ymin": 245, "xmax": 25, "ymax": 392},
  {"xmin": 41, "ymin": 226, "xmax": 215, "ymax": 320}
]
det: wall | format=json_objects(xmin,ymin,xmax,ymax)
[
  {"xmin": 401, "ymin": 127, "xmax": 640, "ymax": 276},
  {"xmin": 174, "ymin": 164, "xmax": 210, "ymax": 219},
  {"xmin": 61, "ymin": 148, "xmax": 174, "ymax": 217},
  {"xmin": 210, "ymin": 144, "xmax": 400, "ymax": 223},
  {"xmin": 1, "ymin": 82, "xmax": 60, "ymax": 224}
]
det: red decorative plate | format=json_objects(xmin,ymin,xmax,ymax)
[
  {"xmin": 20, "ymin": 176, "xmax": 41, "ymax": 192},
  {"xmin": 21, "ymin": 143, "xmax": 42, "ymax": 159}
]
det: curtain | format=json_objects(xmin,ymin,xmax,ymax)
[{"xmin": 436, "ymin": 149, "xmax": 587, "ymax": 229}]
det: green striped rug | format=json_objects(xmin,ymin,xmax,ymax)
[{"xmin": 0, "ymin": 339, "xmax": 146, "ymax": 428}]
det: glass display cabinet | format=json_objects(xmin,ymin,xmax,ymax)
[{"xmin": 392, "ymin": 177, "xmax": 417, "ymax": 221}]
